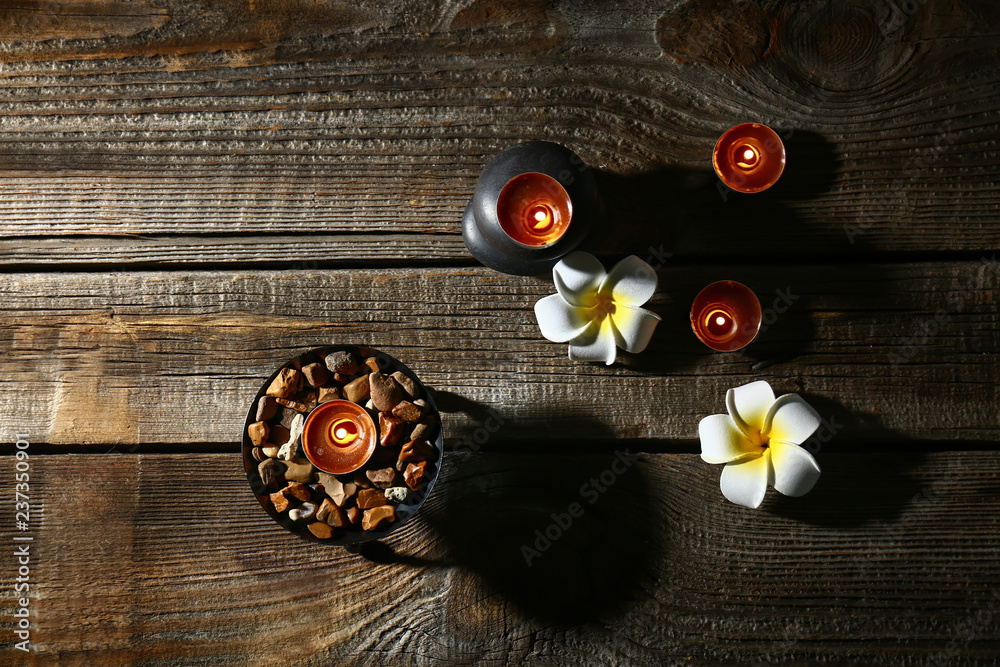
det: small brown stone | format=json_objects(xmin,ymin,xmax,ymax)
[
  {"xmin": 248, "ymin": 421, "xmax": 269, "ymax": 447},
  {"xmin": 343, "ymin": 376, "xmax": 371, "ymax": 404},
  {"xmin": 325, "ymin": 350, "xmax": 359, "ymax": 375},
  {"xmin": 318, "ymin": 386, "xmax": 341, "ymax": 403},
  {"xmin": 266, "ymin": 367, "xmax": 302, "ymax": 399},
  {"xmin": 301, "ymin": 362, "xmax": 329, "ymax": 387},
  {"xmin": 391, "ymin": 371, "xmax": 420, "ymax": 399},
  {"xmin": 278, "ymin": 407, "xmax": 300, "ymax": 430},
  {"xmin": 333, "ymin": 373, "xmax": 351, "ymax": 384},
  {"xmin": 379, "ymin": 412, "xmax": 406, "ymax": 447},
  {"xmin": 316, "ymin": 472, "xmax": 351, "ymax": 506},
  {"xmin": 251, "ymin": 446, "xmax": 265, "ymax": 462},
  {"xmin": 398, "ymin": 439, "xmax": 436, "ymax": 464},
  {"xmin": 410, "ymin": 415, "xmax": 437, "ymax": 442},
  {"xmin": 270, "ymin": 490, "xmax": 290, "ymax": 513},
  {"xmin": 404, "ymin": 461, "xmax": 428, "ymax": 491},
  {"xmin": 282, "ymin": 458, "xmax": 315, "ymax": 483},
  {"xmin": 307, "ymin": 521, "xmax": 334, "ymax": 539},
  {"xmin": 276, "ymin": 397, "xmax": 311, "ymax": 413},
  {"xmin": 284, "ymin": 482, "xmax": 312, "ymax": 502},
  {"xmin": 258, "ymin": 458, "xmax": 286, "ymax": 490},
  {"xmin": 357, "ymin": 488, "xmax": 388, "ymax": 509},
  {"xmin": 362, "ymin": 505, "xmax": 396, "ymax": 531},
  {"xmin": 369, "ymin": 372, "xmax": 403, "ymax": 412},
  {"xmin": 316, "ymin": 498, "xmax": 346, "ymax": 527},
  {"xmin": 363, "ymin": 356, "xmax": 384, "ymax": 373},
  {"xmin": 366, "ymin": 467, "xmax": 399, "ymax": 489},
  {"xmin": 391, "ymin": 400, "xmax": 423, "ymax": 423},
  {"xmin": 346, "ymin": 506, "xmax": 362, "ymax": 526},
  {"xmin": 256, "ymin": 396, "xmax": 279, "ymax": 422},
  {"xmin": 288, "ymin": 502, "xmax": 317, "ymax": 522},
  {"xmin": 262, "ymin": 445, "xmax": 279, "ymax": 458}
]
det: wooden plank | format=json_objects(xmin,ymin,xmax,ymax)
[
  {"xmin": 0, "ymin": 262, "xmax": 997, "ymax": 446},
  {"xmin": 0, "ymin": 451, "xmax": 997, "ymax": 665},
  {"xmin": 0, "ymin": 1, "xmax": 998, "ymax": 264}
]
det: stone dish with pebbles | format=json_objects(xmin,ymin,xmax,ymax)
[{"xmin": 241, "ymin": 345, "xmax": 443, "ymax": 549}]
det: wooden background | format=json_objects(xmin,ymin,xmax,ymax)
[{"xmin": 1, "ymin": 0, "xmax": 999, "ymax": 664}]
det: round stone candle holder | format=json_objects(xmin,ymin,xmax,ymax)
[
  {"xmin": 462, "ymin": 141, "xmax": 600, "ymax": 276},
  {"xmin": 241, "ymin": 345, "xmax": 444, "ymax": 549},
  {"xmin": 713, "ymin": 123, "xmax": 786, "ymax": 194},
  {"xmin": 690, "ymin": 281, "xmax": 762, "ymax": 352}
]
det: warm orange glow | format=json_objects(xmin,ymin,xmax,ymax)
[
  {"xmin": 736, "ymin": 145, "xmax": 759, "ymax": 169},
  {"xmin": 330, "ymin": 418, "xmax": 359, "ymax": 446},
  {"xmin": 691, "ymin": 281, "xmax": 762, "ymax": 352},
  {"xmin": 713, "ymin": 124, "xmax": 786, "ymax": 194},
  {"xmin": 705, "ymin": 308, "xmax": 736, "ymax": 338},
  {"xmin": 496, "ymin": 173, "xmax": 572, "ymax": 247}
]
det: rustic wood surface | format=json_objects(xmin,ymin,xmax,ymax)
[{"xmin": 1, "ymin": 0, "xmax": 998, "ymax": 664}]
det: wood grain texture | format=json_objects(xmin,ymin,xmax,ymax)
[
  {"xmin": 0, "ymin": 262, "xmax": 997, "ymax": 447},
  {"xmin": 0, "ymin": 451, "xmax": 997, "ymax": 666},
  {"xmin": 0, "ymin": 0, "xmax": 997, "ymax": 266}
]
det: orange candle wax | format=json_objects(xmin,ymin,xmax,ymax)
[
  {"xmin": 691, "ymin": 281, "xmax": 762, "ymax": 351},
  {"xmin": 496, "ymin": 172, "xmax": 573, "ymax": 247},
  {"xmin": 302, "ymin": 400, "xmax": 377, "ymax": 474},
  {"xmin": 713, "ymin": 123, "xmax": 786, "ymax": 194}
]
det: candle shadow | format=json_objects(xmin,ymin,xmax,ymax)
[{"xmin": 395, "ymin": 394, "xmax": 661, "ymax": 625}]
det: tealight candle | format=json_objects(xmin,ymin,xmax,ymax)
[
  {"xmin": 462, "ymin": 141, "xmax": 599, "ymax": 276},
  {"xmin": 496, "ymin": 172, "xmax": 573, "ymax": 247},
  {"xmin": 302, "ymin": 400, "xmax": 377, "ymax": 474},
  {"xmin": 691, "ymin": 280, "xmax": 762, "ymax": 352},
  {"xmin": 713, "ymin": 123, "xmax": 786, "ymax": 194}
]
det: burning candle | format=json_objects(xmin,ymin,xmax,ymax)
[
  {"xmin": 302, "ymin": 400, "xmax": 377, "ymax": 474},
  {"xmin": 691, "ymin": 280, "xmax": 762, "ymax": 351},
  {"xmin": 496, "ymin": 172, "xmax": 573, "ymax": 247},
  {"xmin": 713, "ymin": 123, "xmax": 786, "ymax": 194},
  {"xmin": 461, "ymin": 141, "xmax": 599, "ymax": 276}
]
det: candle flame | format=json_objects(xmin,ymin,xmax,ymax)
[
  {"xmin": 330, "ymin": 418, "xmax": 359, "ymax": 446},
  {"xmin": 735, "ymin": 144, "xmax": 760, "ymax": 170}
]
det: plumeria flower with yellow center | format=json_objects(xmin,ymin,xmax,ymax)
[
  {"xmin": 534, "ymin": 251, "xmax": 661, "ymax": 365},
  {"xmin": 699, "ymin": 380, "xmax": 823, "ymax": 508}
]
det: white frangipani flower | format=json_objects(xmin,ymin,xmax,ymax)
[
  {"xmin": 699, "ymin": 380, "xmax": 823, "ymax": 508},
  {"xmin": 534, "ymin": 252, "xmax": 661, "ymax": 365}
]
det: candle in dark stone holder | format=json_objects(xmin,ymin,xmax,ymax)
[
  {"xmin": 713, "ymin": 123, "xmax": 786, "ymax": 194},
  {"xmin": 302, "ymin": 399, "xmax": 376, "ymax": 474},
  {"xmin": 691, "ymin": 280, "xmax": 762, "ymax": 352}
]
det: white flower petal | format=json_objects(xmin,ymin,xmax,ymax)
[
  {"xmin": 600, "ymin": 255, "xmax": 658, "ymax": 307},
  {"xmin": 534, "ymin": 293, "xmax": 594, "ymax": 343},
  {"xmin": 769, "ymin": 442, "xmax": 821, "ymax": 497},
  {"xmin": 719, "ymin": 450, "xmax": 772, "ymax": 509},
  {"xmin": 610, "ymin": 304, "xmax": 661, "ymax": 353},
  {"xmin": 553, "ymin": 251, "xmax": 605, "ymax": 307},
  {"xmin": 568, "ymin": 317, "xmax": 617, "ymax": 365},
  {"xmin": 725, "ymin": 380, "xmax": 775, "ymax": 438},
  {"xmin": 762, "ymin": 394, "xmax": 821, "ymax": 446},
  {"xmin": 699, "ymin": 414, "xmax": 762, "ymax": 464}
]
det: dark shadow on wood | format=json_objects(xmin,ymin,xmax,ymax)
[
  {"xmin": 415, "ymin": 397, "xmax": 660, "ymax": 624},
  {"xmin": 765, "ymin": 394, "xmax": 927, "ymax": 527}
]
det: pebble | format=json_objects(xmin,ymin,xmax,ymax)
[
  {"xmin": 248, "ymin": 421, "xmax": 269, "ymax": 447},
  {"xmin": 325, "ymin": 350, "xmax": 359, "ymax": 375},
  {"xmin": 301, "ymin": 362, "xmax": 329, "ymax": 387},
  {"xmin": 258, "ymin": 458, "xmax": 286, "ymax": 490},
  {"xmin": 410, "ymin": 415, "xmax": 437, "ymax": 442},
  {"xmin": 357, "ymin": 488, "xmax": 388, "ymax": 509},
  {"xmin": 317, "ymin": 498, "xmax": 346, "ymax": 527},
  {"xmin": 384, "ymin": 487, "xmax": 410, "ymax": 504},
  {"xmin": 256, "ymin": 396, "xmax": 279, "ymax": 422},
  {"xmin": 269, "ymin": 490, "xmax": 290, "ymax": 513},
  {"xmin": 251, "ymin": 447, "xmax": 265, "ymax": 462},
  {"xmin": 262, "ymin": 445, "xmax": 279, "ymax": 458},
  {"xmin": 362, "ymin": 505, "xmax": 395, "ymax": 531},
  {"xmin": 266, "ymin": 367, "xmax": 301, "ymax": 399},
  {"xmin": 399, "ymin": 439, "xmax": 436, "ymax": 464},
  {"xmin": 343, "ymin": 376, "xmax": 371, "ymax": 403},
  {"xmin": 404, "ymin": 461, "xmax": 428, "ymax": 491},
  {"xmin": 284, "ymin": 482, "xmax": 311, "ymax": 502},
  {"xmin": 316, "ymin": 472, "xmax": 350, "ymax": 506},
  {"xmin": 276, "ymin": 397, "xmax": 311, "ymax": 413},
  {"xmin": 276, "ymin": 413, "xmax": 304, "ymax": 461},
  {"xmin": 363, "ymin": 356, "xmax": 384, "ymax": 373},
  {"xmin": 391, "ymin": 371, "xmax": 420, "ymax": 399},
  {"xmin": 307, "ymin": 521, "xmax": 334, "ymax": 539},
  {"xmin": 288, "ymin": 502, "xmax": 317, "ymax": 522},
  {"xmin": 369, "ymin": 372, "xmax": 403, "ymax": 412},
  {"xmin": 379, "ymin": 412, "xmax": 405, "ymax": 447},
  {"xmin": 318, "ymin": 386, "xmax": 341, "ymax": 403},
  {"xmin": 346, "ymin": 506, "xmax": 362, "ymax": 526},
  {"xmin": 391, "ymin": 400, "xmax": 423, "ymax": 423},
  {"xmin": 366, "ymin": 467, "xmax": 399, "ymax": 489},
  {"xmin": 282, "ymin": 458, "xmax": 314, "ymax": 483}
]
